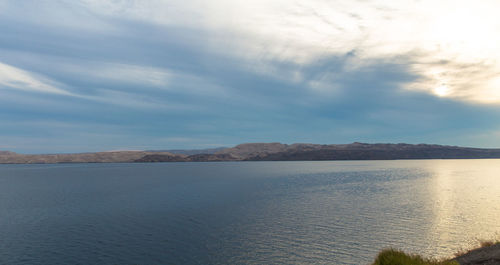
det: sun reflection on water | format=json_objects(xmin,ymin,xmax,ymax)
[{"xmin": 427, "ymin": 159, "xmax": 500, "ymax": 257}]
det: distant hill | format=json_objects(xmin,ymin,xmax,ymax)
[
  {"xmin": 0, "ymin": 151, "xmax": 183, "ymax": 164},
  {"xmin": 147, "ymin": 147, "xmax": 226, "ymax": 156},
  {"xmin": 2, "ymin": 143, "xmax": 500, "ymax": 164},
  {"xmin": 136, "ymin": 142, "xmax": 500, "ymax": 162}
]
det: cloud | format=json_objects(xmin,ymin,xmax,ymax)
[
  {"xmin": 0, "ymin": 0, "xmax": 117, "ymax": 33},
  {"xmin": 2, "ymin": 0, "xmax": 500, "ymax": 152},
  {"xmin": 0, "ymin": 61, "xmax": 71, "ymax": 95},
  {"xmin": 407, "ymin": 58, "xmax": 500, "ymax": 104},
  {"xmin": 66, "ymin": 0, "xmax": 500, "ymax": 104},
  {"xmin": 44, "ymin": 61, "xmax": 173, "ymax": 89}
]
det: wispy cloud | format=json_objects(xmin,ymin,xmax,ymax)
[
  {"xmin": 49, "ymin": 61, "xmax": 173, "ymax": 89},
  {"xmin": 0, "ymin": 61, "xmax": 71, "ymax": 95}
]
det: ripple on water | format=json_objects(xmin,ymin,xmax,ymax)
[{"xmin": 0, "ymin": 160, "xmax": 499, "ymax": 264}]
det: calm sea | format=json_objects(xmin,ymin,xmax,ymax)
[{"xmin": 0, "ymin": 160, "xmax": 499, "ymax": 264}]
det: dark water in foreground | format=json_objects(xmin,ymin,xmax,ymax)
[{"xmin": 0, "ymin": 160, "xmax": 499, "ymax": 264}]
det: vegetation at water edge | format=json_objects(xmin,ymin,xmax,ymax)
[{"xmin": 372, "ymin": 249, "xmax": 459, "ymax": 265}]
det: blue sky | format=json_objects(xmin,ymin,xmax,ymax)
[{"xmin": 1, "ymin": 0, "xmax": 500, "ymax": 153}]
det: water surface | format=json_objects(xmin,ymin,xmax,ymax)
[{"xmin": 0, "ymin": 160, "xmax": 499, "ymax": 264}]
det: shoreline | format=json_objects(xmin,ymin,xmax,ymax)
[
  {"xmin": 373, "ymin": 242, "xmax": 500, "ymax": 265},
  {"xmin": 453, "ymin": 242, "xmax": 500, "ymax": 265}
]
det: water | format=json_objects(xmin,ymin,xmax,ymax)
[{"xmin": 0, "ymin": 160, "xmax": 499, "ymax": 264}]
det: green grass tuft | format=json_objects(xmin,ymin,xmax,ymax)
[{"xmin": 372, "ymin": 249, "xmax": 459, "ymax": 265}]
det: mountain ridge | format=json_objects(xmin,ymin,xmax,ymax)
[
  {"xmin": 139, "ymin": 142, "xmax": 500, "ymax": 162},
  {"xmin": 2, "ymin": 142, "xmax": 500, "ymax": 164}
]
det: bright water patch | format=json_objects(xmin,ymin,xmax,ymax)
[{"xmin": 0, "ymin": 160, "xmax": 499, "ymax": 264}]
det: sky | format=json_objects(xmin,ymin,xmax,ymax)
[{"xmin": 1, "ymin": 0, "xmax": 500, "ymax": 153}]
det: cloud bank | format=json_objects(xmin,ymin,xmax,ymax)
[{"xmin": 1, "ymin": 0, "xmax": 500, "ymax": 152}]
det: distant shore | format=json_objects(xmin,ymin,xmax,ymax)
[{"xmin": 2, "ymin": 142, "xmax": 500, "ymax": 164}]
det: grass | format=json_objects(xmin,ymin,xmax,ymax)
[
  {"xmin": 372, "ymin": 239, "xmax": 500, "ymax": 265},
  {"xmin": 372, "ymin": 249, "xmax": 459, "ymax": 265}
]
